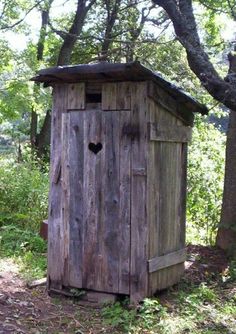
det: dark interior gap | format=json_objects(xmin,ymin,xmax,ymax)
[{"xmin": 86, "ymin": 93, "xmax": 102, "ymax": 103}]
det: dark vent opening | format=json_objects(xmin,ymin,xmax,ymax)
[{"xmin": 86, "ymin": 93, "xmax": 102, "ymax": 103}]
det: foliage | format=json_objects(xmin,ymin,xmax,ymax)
[
  {"xmin": 0, "ymin": 153, "xmax": 48, "ymax": 281},
  {"xmin": 187, "ymin": 115, "xmax": 226, "ymax": 245},
  {"xmin": 0, "ymin": 153, "xmax": 49, "ymax": 231},
  {"xmin": 101, "ymin": 279, "xmax": 236, "ymax": 334},
  {"xmin": 0, "ymin": 223, "xmax": 47, "ymax": 281},
  {"xmin": 102, "ymin": 298, "xmax": 167, "ymax": 333},
  {"xmin": 102, "ymin": 300, "xmax": 137, "ymax": 331},
  {"xmin": 222, "ymin": 260, "xmax": 236, "ymax": 283}
]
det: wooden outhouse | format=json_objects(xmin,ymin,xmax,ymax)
[{"xmin": 33, "ymin": 62, "xmax": 207, "ymax": 302}]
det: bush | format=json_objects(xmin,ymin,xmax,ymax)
[
  {"xmin": 187, "ymin": 116, "xmax": 226, "ymax": 245},
  {"xmin": 0, "ymin": 154, "xmax": 49, "ymax": 232},
  {"xmin": 0, "ymin": 223, "xmax": 47, "ymax": 281}
]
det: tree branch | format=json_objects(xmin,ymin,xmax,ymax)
[
  {"xmin": 0, "ymin": 0, "xmax": 43, "ymax": 30},
  {"xmin": 153, "ymin": 0, "xmax": 236, "ymax": 111},
  {"xmin": 56, "ymin": 0, "xmax": 96, "ymax": 65}
]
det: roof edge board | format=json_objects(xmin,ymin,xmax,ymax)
[{"xmin": 31, "ymin": 61, "xmax": 208, "ymax": 116}]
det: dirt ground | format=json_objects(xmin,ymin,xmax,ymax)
[
  {"xmin": 0, "ymin": 259, "xmax": 117, "ymax": 334},
  {"xmin": 0, "ymin": 245, "xmax": 232, "ymax": 333}
]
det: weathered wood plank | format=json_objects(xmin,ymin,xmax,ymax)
[
  {"xmin": 130, "ymin": 82, "xmax": 148, "ymax": 303},
  {"xmin": 95, "ymin": 110, "xmax": 107, "ymax": 292},
  {"xmin": 67, "ymin": 112, "xmax": 85, "ymax": 288},
  {"xmin": 61, "ymin": 112, "xmax": 70, "ymax": 286},
  {"xmin": 147, "ymin": 99, "xmax": 161, "ymax": 295},
  {"xmin": 102, "ymin": 83, "xmax": 117, "ymax": 110},
  {"xmin": 148, "ymin": 248, "xmax": 186, "ymax": 273},
  {"xmin": 117, "ymin": 82, "xmax": 131, "ymax": 110},
  {"xmin": 158, "ymin": 120, "xmax": 180, "ymax": 287},
  {"xmin": 67, "ymin": 83, "xmax": 85, "ymax": 109},
  {"xmin": 118, "ymin": 110, "xmax": 131, "ymax": 294},
  {"xmin": 102, "ymin": 82, "xmax": 131, "ymax": 110},
  {"xmin": 180, "ymin": 143, "xmax": 188, "ymax": 248},
  {"xmin": 52, "ymin": 156, "xmax": 61, "ymax": 184},
  {"xmin": 82, "ymin": 110, "xmax": 102, "ymax": 290},
  {"xmin": 102, "ymin": 111, "xmax": 120, "ymax": 292},
  {"xmin": 147, "ymin": 81, "xmax": 195, "ymax": 126},
  {"xmin": 149, "ymin": 123, "xmax": 192, "ymax": 142},
  {"xmin": 47, "ymin": 84, "xmax": 68, "ymax": 291}
]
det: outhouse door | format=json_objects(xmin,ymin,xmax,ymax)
[{"xmin": 61, "ymin": 109, "xmax": 131, "ymax": 295}]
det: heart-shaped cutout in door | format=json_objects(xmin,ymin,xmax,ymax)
[{"xmin": 88, "ymin": 142, "xmax": 103, "ymax": 154}]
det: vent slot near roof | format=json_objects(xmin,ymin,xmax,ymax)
[{"xmin": 86, "ymin": 83, "xmax": 102, "ymax": 109}]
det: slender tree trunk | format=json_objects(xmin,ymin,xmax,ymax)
[
  {"xmin": 37, "ymin": 9, "xmax": 50, "ymax": 61},
  {"xmin": 30, "ymin": 108, "xmax": 38, "ymax": 148},
  {"xmin": 35, "ymin": 109, "xmax": 51, "ymax": 158},
  {"xmin": 217, "ymin": 51, "xmax": 236, "ymax": 252},
  {"xmin": 216, "ymin": 110, "xmax": 236, "ymax": 253},
  {"xmin": 30, "ymin": 3, "xmax": 52, "ymax": 156},
  {"xmin": 100, "ymin": 0, "xmax": 121, "ymax": 60}
]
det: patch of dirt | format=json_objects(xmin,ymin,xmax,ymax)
[
  {"xmin": 185, "ymin": 244, "xmax": 230, "ymax": 283},
  {"xmin": 0, "ymin": 245, "xmax": 233, "ymax": 333},
  {"xmin": 0, "ymin": 259, "xmax": 120, "ymax": 334}
]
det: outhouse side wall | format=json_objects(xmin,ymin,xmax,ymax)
[{"xmin": 147, "ymin": 84, "xmax": 191, "ymax": 295}]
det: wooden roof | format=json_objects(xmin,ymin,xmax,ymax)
[{"xmin": 32, "ymin": 61, "xmax": 208, "ymax": 117}]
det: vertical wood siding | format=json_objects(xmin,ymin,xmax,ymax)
[
  {"xmin": 147, "ymin": 98, "xmax": 188, "ymax": 295},
  {"xmin": 130, "ymin": 82, "xmax": 148, "ymax": 302},
  {"xmin": 48, "ymin": 84, "xmax": 68, "ymax": 290}
]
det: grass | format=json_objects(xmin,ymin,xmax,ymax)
[
  {"xmin": 0, "ymin": 153, "xmax": 48, "ymax": 282},
  {"xmin": 0, "ymin": 223, "xmax": 47, "ymax": 282},
  {"xmin": 101, "ymin": 277, "xmax": 236, "ymax": 334}
]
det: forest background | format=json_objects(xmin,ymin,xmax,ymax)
[
  {"xmin": 0, "ymin": 1, "xmax": 236, "ymax": 332},
  {"xmin": 0, "ymin": 0, "xmax": 233, "ymax": 245}
]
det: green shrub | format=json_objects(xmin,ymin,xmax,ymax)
[
  {"xmin": 0, "ymin": 223, "xmax": 47, "ymax": 281},
  {"xmin": 0, "ymin": 154, "xmax": 49, "ymax": 232},
  {"xmin": 0, "ymin": 224, "xmax": 46, "ymax": 255},
  {"xmin": 102, "ymin": 298, "xmax": 167, "ymax": 333},
  {"xmin": 102, "ymin": 301, "xmax": 137, "ymax": 331},
  {"xmin": 187, "ymin": 116, "xmax": 226, "ymax": 245}
]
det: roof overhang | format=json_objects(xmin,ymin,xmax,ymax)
[{"xmin": 31, "ymin": 61, "xmax": 208, "ymax": 118}]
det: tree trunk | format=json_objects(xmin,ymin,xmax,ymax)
[
  {"xmin": 153, "ymin": 0, "xmax": 236, "ymax": 252},
  {"xmin": 216, "ymin": 110, "xmax": 236, "ymax": 253},
  {"xmin": 35, "ymin": 109, "xmax": 51, "ymax": 158},
  {"xmin": 30, "ymin": 4, "xmax": 52, "ymax": 157},
  {"xmin": 30, "ymin": 108, "xmax": 38, "ymax": 148},
  {"xmin": 153, "ymin": 0, "xmax": 236, "ymax": 111},
  {"xmin": 57, "ymin": 0, "xmax": 96, "ymax": 65},
  {"xmin": 216, "ymin": 52, "xmax": 236, "ymax": 253}
]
